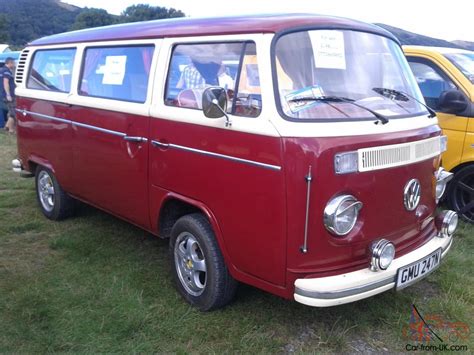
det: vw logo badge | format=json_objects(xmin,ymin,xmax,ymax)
[{"xmin": 404, "ymin": 179, "xmax": 421, "ymax": 211}]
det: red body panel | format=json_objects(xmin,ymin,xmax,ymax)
[
  {"xmin": 148, "ymin": 118, "xmax": 287, "ymax": 286},
  {"xmin": 17, "ymin": 98, "xmax": 73, "ymax": 189},
  {"xmin": 17, "ymin": 98, "xmax": 151, "ymax": 230},
  {"xmin": 283, "ymin": 125, "xmax": 441, "ymax": 289},
  {"xmin": 69, "ymin": 105, "xmax": 150, "ymax": 229}
]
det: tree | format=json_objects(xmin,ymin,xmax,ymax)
[
  {"xmin": 120, "ymin": 4, "xmax": 185, "ymax": 23},
  {"xmin": 0, "ymin": 14, "xmax": 10, "ymax": 43},
  {"xmin": 70, "ymin": 8, "xmax": 116, "ymax": 31}
]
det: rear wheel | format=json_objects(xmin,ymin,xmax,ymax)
[
  {"xmin": 35, "ymin": 166, "xmax": 74, "ymax": 220},
  {"xmin": 447, "ymin": 165, "xmax": 474, "ymax": 223},
  {"xmin": 170, "ymin": 213, "xmax": 237, "ymax": 311}
]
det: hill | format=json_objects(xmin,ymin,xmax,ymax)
[
  {"xmin": 375, "ymin": 23, "xmax": 464, "ymax": 49},
  {"xmin": 0, "ymin": 0, "xmax": 81, "ymax": 47},
  {"xmin": 451, "ymin": 40, "xmax": 474, "ymax": 51}
]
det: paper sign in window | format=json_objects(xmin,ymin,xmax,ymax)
[
  {"xmin": 310, "ymin": 31, "xmax": 346, "ymax": 70},
  {"xmin": 102, "ymin": 56, "xmax": 127, "ymax": 85}
]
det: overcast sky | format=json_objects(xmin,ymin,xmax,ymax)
[{"xmin": 62, "ymin": 0, "xmax": 472, "ymax": 42}]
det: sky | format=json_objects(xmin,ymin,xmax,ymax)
[{"xmin": 62, "ymin": 0, "xmax": 473, "ymax": 42}]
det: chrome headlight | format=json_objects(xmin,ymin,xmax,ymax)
[
  {"xmin": 324, "ymin": 195, "xmax": 363, "ymax": 236},
  {"xmin": 435, "ymin": 167, "xmax": 453, "ymax": 203},
  {"xmin": 370, "ymin": 239, "xmax": 395, "ymax": 271},
  {"xmin": 436, "ymin": 210, "xmax": 458, "ymax": 238}
]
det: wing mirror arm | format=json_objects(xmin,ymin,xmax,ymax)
[{"xmin": 211, "ymin": 99, "xmax": 232, "ymax": 127}]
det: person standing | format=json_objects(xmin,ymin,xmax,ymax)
[{"xmin": 1, "ymin": 57, "xmax": 16, "ymax": 134}]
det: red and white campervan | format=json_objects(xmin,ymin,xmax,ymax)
[{"xmin": 13, "ymin": 14, "xmax": 458, "ymax": 310}]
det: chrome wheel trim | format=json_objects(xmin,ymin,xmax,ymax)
[
  {"xmin": 174, "ymin": 232, "xmax": 207, "ymax": 297},
  {"xmin": 38, "ymin": 171, "xmax": 55, "ymax": 213}
]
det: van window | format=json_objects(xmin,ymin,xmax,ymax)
[
  {"xmin": 79, "ymin": 45, "xmax": 154, "ymax": 103},
  {"xmin": 407, "ymin": 58, "xmax": 457, "ymax": 110},
  {"xmin": 27, "ymin": 48, "xmax": 76, "ymax": 93},
  {"xmin": 165, "ymin": 41, "xmax": 262, "ymax": 117}
]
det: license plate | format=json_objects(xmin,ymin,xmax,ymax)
[{"xmin": 396, "ymin": 248, "xmax": 442, "ymax": 290}]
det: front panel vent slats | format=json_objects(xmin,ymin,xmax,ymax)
[{"xmin": 358, "ymin": 136, "xmax": 441, "ymax": 172}]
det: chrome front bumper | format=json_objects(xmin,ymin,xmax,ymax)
[{"xmin": 294, "ymin": 233, "xmax": 453, "ymax": 307}]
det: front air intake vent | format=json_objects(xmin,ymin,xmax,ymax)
[
  {"xmin": 358, "ymin": 136, "xmax": 442, "ymax": 172},
  {"xmin": 15, "ymin": 49, "xmax": 30, "ymax": 85}
]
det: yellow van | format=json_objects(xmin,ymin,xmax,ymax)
[{"xmin": 404, "ymin": 46, "xmax": 474, "ymax": 223}]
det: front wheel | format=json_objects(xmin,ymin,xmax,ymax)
[
  {"xmin": 170, "ymin": 213, "xmax": 237, "ymax": 311},
  {"xmin": 446, "ymin": 164, "xmax": 474, "ymax": 223},
  {"xmin": 35, "ymin": 166, "xmax": 74, "ymax": 220}
]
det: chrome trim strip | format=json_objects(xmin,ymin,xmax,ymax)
[
  {"xmin": 72, "ymin": 121, "xmax": 126, "ymax": 138},
  {"xmin": 17, "ymin": 109, "xmax": 71, "ymax": 125},
  {"xmin": 151, "ymin": 140, "xmax": 281, "ymax": 171},
  {"xmin": 295, "ymin": 276, "xmax": 395, "ymax": 300},
  {"xmin": 18, "ymin": 109, "xmax": 126, "ymax": 138}
]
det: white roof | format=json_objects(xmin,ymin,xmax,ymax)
[{"xmin": 0, "ymin": 44, "xmax": 10, "ymax": 53}]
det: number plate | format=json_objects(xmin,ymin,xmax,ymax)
[{"xmin": 396, "ymin": 248, "xmax": 442, "ymax": 290}]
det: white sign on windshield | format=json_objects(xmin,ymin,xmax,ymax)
[{"xmin": 310, "ymin": 30, "xmax": 346, "ymax": 70}]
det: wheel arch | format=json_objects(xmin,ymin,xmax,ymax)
[
  {"xmin": 450, "ymin": 160, "xmax": 474, "ymax": 174},
  {"xmin": 157, "ymin": 193, "xmax": 235, "ymax": 273},
  {"xmin": 27, "ymin": 155, "xmax": 55, "ymax": 176}
]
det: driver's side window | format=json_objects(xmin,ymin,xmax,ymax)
[
  {"xmin": 164, "ymin": 41, "xmax": 261, "ymax": 117},
  {"xmin": 407, "ymin": 57, "xmax": 457, "ymax": 110}
]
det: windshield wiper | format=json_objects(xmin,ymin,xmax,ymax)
[
  {"xmin": 289, "ymin": 95, "xmax": 390, "ymax": 125},
  {"xmin": 372, "ymin": 87, "xmax": 436, "ymax": 118}
]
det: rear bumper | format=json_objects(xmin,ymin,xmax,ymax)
[{"xmin": 294, "ymin": 233, "xmax": 453, "ymax": 307}]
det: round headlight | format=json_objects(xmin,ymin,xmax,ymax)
[
  {"xmin": 371, "ymin": 239, "xmax": 395, "ymax": 271},
  {"xmin": 324, "ymin": 195, "xmax": 363, "ymax": 236}
]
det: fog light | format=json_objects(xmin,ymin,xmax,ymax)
[
  {"xmin": 436, "ymin": 210, "xmax": 458, "ymax": 238},
  {"xmin": 370, "ymin": 239, "xmax": 395, "ymax": 271},
  {"xmin": 434, "ymin": 167, "xmax": 453, "ymax": 203}
]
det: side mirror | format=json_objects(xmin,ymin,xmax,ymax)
[
  {"xmin": 202, "ymin": 87, "xmax": 227, "ymax": 119},
  {"xmin": 202, "ymin": 87, "xmax": 232, "ymax": 127},
  {"xmin": 438, "ymin": 89, "xmax": 469, "ymax": 114}
]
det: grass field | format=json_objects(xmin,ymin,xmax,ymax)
[{"xmin": 0, "ymin": 133, "xmax": 472, "ymax": 353}]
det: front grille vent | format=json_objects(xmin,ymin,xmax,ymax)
[{"xmin": 358, "ymin": 136, "xmax": 441, "ymax": 172}]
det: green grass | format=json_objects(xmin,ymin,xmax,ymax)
[{"xmin": 0, "ymin": 133, "xmax": 472, "ymax": 352}]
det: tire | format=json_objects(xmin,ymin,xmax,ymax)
[
  {"xmin": 169, "ymin": 213, "xmax": 237, "ymax": 311},
  {"xmin": 35, "ymin": 166, "xmax": 74, "ymax": 220},
  {"xmin": 446, "ymin": 164, "xmax": 474, "ymax": 223}
]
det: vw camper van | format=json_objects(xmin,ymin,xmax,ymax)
[{"xmin": 13, "ymin": 15, "xmax": 457, "ymax": 310}]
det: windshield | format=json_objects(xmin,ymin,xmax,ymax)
[
  {"xmin": 444, "ymin": 52, "xmax": 474, "ymax": 84},
  {"xmin": 274, "ymin": 30, "xmax": 427, "ymax": 121}
]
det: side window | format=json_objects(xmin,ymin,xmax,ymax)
[
  {"xmin": 407, "ymin": 58, "xmax": 457, "ymax": 110},
  {"xmin": 165, "ymin": 41, "xmax": 262, "ymax": 117},
  {"xmin": 27, "ymin": 48, "xmax": 76, "ymax": 93},
  {"xmin": 79, "ymin": 45, "xmax": 154, "ymax": 103}
]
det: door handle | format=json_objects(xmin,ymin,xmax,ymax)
[
  {"xmin": 123, "ymin": 136, "xmax": 147, "ymax": 143},
  {"xmin": 151, "ymin": 140, "xmax": 170, "ymax": 149}
]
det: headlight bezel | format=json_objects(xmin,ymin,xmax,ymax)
[
  {"xmin": 370, "ymin": 239, "xmax": 396, "ymax": 271},
  {"xmin": 436, "ymin": 210, "xmax": 458, "ymax": 238},
  {"xmin": 323, "ymin": 194, "xmax": 363, "ymax": 236}
]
